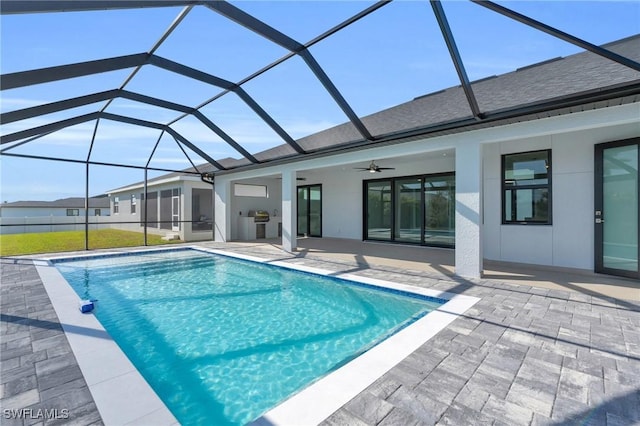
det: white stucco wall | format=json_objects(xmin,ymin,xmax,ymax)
[
  {"xmin": 316, "ymin": 155, "xmax": 456, "ymax": 240},
  {"xmin": 482, "ymin": 121, "xmax": 640, "ymax": 270},
  {"xmin": 229, "ymin": 178, "xmax": 283, "ymax": 241},
  {"xmin": 214, "ymin": 103, "xmax": 639, "ymax": 275}
]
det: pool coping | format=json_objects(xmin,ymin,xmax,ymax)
[{"xmin": 36, "ymin": 246, "xmax": 479, "ymax": 426}]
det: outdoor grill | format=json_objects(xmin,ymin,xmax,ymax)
[{"xmin": 248, "ymin": 210, "xmax": 270, "ymax": 223}]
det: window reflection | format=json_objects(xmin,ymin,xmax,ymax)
[
  {"xmin": 424, "ymin": 175, "xmax": 455, "ymax": 247},
  {"xmin": 366, "ymin": 181, "xmax": 392, "ymax": 240},
  {"xmin": 365, "ymin": 174, "xmax": 455, "ymax": 247},
  {"xmin": 395, "ymin": 178, "xmax": 421, "ymax": 243}
]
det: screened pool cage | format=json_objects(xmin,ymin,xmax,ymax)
[{"xmin": 1, "ymin": 1, "xmax": 639, "ymax": 254}]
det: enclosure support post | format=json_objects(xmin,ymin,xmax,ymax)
[
  {"xmin": 84, "ymin": 162, "xmax": 89, "ymax": 251},
  {"xmin": 281, "ymin": 168, "xmax": 297, "ymax": 253},
  {"xmin": 85, "ymin": 119, "xmax": 100, "ymax": 251},
  {"xmin": 144, "ymin": 168, "xmax": 148, "ymax": 246}
]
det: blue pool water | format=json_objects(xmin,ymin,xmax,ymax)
[{"xmin": 54, "ymin": 249, "xmax": 444, "ymax": 425}]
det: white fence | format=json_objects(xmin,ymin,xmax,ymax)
[
  {"xmin": 0, "ymin": 216, "xmax": 120, "ymax": 235},
  {"xmin": 0, "ymin": 216, "xmax": 214, "ymax": 244}
]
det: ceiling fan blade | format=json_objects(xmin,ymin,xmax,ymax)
[{"xmin": 377, "ymin": 167, "xmax": 395, "ymax": 170}]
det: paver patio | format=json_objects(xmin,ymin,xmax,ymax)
[{"xmin": 1, "ymin": 241, "xmax": 638, "ymax": 425}]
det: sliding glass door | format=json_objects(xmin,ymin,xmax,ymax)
[
  {"xmin": 424, "ymin": 175, "xmax": 455, "ymax": 247},
  {"xmin": 395, "ymin": 178, "xmax": 422, "ymax": 243},
  {"xmin": 297, "ymin": 185, "xmax": 322, "ymax": 237},
  {"xmin": 365, "ymin": 180, "xmax": 392, "ymax": 241},
  {"xmin": 364, "ymin": 173, "xmax": 455, "ymax": 247}
]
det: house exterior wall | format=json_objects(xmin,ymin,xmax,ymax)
[
  {"xmin": 317, "ymin": 156, "xmax": 455, "ymax": 240},
  {"xmin": 109, "ymin": 179, "xmax": 216, "ymax": 242},
  {"xmin": 229, "ymin": 178, "xmax": 283, "ymax": 241},
  {"xmin": 110, "ymin": 182, "xmax": 185, "ymax": 239},
  {"xmin": 215, "ymin": 103, "xmax": 639, "ymax": 275},
  {"xmin": 109, "ymin": 189, "xmax": 145, "ymax": 233},
  {"xmin": 482, "ymin": 121, "xmax": 640, "ymax": 270}
]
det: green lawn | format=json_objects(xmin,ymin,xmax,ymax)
[{"xmin": 0, "ymin": 229, "xmax": 181, "ymax": 257}]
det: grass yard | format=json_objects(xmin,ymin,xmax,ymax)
[{"xmin": 0, "ymin": 229, "xmax": 181, "ymax": 256}]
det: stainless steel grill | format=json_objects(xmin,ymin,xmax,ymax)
[{"xmin": 248, "ymin": 210, "xmax": 270, "ymax": 223}]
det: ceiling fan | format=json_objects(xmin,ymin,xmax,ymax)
[{"xmin": 354, "ymin": 160, "xmax": 395, "ymax": 173}]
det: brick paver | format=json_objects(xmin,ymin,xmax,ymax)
[
  {"xmin": 0, "ymin": 259, "xmax": 102, "ymax": 426},
  {"xmin": 2, "ymin": 244, "xmax": 639, "ymax": 426}
]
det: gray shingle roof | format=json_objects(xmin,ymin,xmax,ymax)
[{"xmin": 287, "ymin": 35, "xmax": 640, "ymax": 155}]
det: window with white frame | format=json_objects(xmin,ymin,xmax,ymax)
[
  {"xmin": 234, "ymin": 183, "xmax": 268, "ymax": 198},
  {"xmin": 113, "ymin": 196, "xmax": 119, "ymax": 214},
  {"xmin": 66, "ymin": 209, "xmax": 79, "ymax": 216},
  {"xmin": 131, "ymin": 194, "xmax": 137, "ymax": 214}
]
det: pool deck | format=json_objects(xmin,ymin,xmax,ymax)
[{"xmin": 1, "ymin": 239, "xmax": 639, "ymax": 425}]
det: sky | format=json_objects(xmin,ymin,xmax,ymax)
[{"xmin": 1, "ymin": 0, "xmax": 639, "ymax": 202}]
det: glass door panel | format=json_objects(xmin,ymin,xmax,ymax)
[
  {"xmin": 602, "ymin": 144, "xmax": 638, "ymax": 273},
  {"xmin": 394, "ymin": 178, "xmax": 422, "ymax": 243},
  {"xmin": 424, "ymin": 175, "xmax": 455, "ymax": 247},
  {"xmin": 309, "ymin": 186, "xmax": 322, "ymax": 237},
  {"xmin": 297, "ymin": 187, "xmax": 308, "ymax": 236},
  {"xmin": 297, "ymin": 185, "xmax": 321, "ymax": 237},
  {"xmin": 365, "ymin": 181, "xmax": 392, "ymax": 240}
]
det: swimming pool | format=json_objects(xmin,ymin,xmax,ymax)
[{"xmin": 52, "ymin": 248, "xmax": 446, "ymax": 425}]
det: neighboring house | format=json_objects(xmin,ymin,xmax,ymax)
[
  {"xmin": 0, "ymin": 196, "xmax": 111, "ymax": 234},
  {"xmin": 0, "ymin": 196, "xmax": 110, "ymax": 218},
  {"xmin": 107, "ymin": 174, "xmax": 214, "ymax": 242}
]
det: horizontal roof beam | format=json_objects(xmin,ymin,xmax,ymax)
[
  {"xmin": 0, "ymin": 151, "xmax": 203, "ymax": 175},
  {"xmin": 0, "ymin": 1, "xmax": 201, "ymax": 15},
  {"xmin": 1, "ymin": 90, "xmax": 119, "ymax": 123},
  {"xmin": 147, "ymin": 55, "xmax": 237, "ymax": 90},
  {"xmin": 0, "ymin": 53, "xmax": 237, "ymax": 92},
  {"xmin": 473, "ymin": 0, "xmax": 640, "ymax": 73},
  {"xmin": 0, "ymin": 110, "xmax": 225, "ymax": 170},
  {"xmin": 1, "ymin": 54, "xmax": 286, "ymax": 160},
  {"xmin": 1, "ymin": 112, "xmax": 100, "ymax": 144},
  {"xmin": 99, "ymin": 112, "xmax": 164, "ymax": 130},
  {"xmin": 0, "ymin": 54, "xmax": 148, "ymax": 90},
  {"xmin": 3, "ymin": 88, "xmax": 258, "ymax": 163},
  {"xmin": 87, "ymin": 112, "xmax": 226, "ymax": 170},
  {"xmin": 120, "ymin": 92, "xmax": 258, "ymax": 162}
]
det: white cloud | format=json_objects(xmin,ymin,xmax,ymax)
[{"xmin": 0, "ymin": 183, "xmax": 82, "ymax": 202}]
